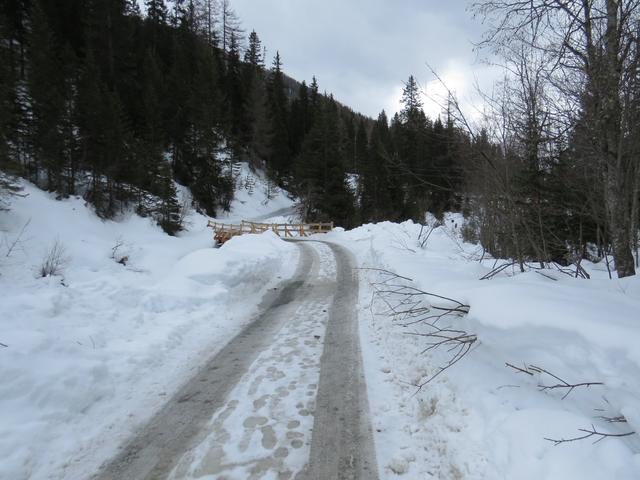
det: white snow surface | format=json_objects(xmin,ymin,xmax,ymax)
[
  {"xmin": 0, "ymin": 180, "xmax": 298, "ymax": 480},
  {"xmin": 326, "ymin": 216, "xmax": 640, "ymax": 479},
  {"xmin": 3, "ymin": 171, "xmax": 640, "ymax": 480}
]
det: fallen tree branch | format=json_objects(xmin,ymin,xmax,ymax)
[
  {"xmin": 480, "ymin": 261, "xmax": 517, "ymax": 280},
  {"xmin": 4, "ymin": 218, "xmax": 31, "ymax": 258},
  {"xmin": 596, "ymin": 415, "xmax": 628, "ymax": 424},
  {"xmin": 366, "ymin": 268, "xmax": 476, "ymax": 390},
  {"xmin": 545, "ymin": 425, "xmax": 636, "ymax": 446},
  {"xmin": 505, "ymin": 363, "xmax": 604, "ymax": 399}
]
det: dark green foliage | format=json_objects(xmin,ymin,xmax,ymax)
[
  {"xmin": 244, "ymin": 30, "xmax": 263, "ymax": 67},
  {"xmin": 0, "ymin": 3, "xmax": 471, "ymax": 237},
  {"xmin": 265, "ymin": 52, "xmax": 291, "ymax": 182},
  {"xmin": 294, "ymin": 96, "xmax": 355, "ymax": 227},
  {"xmin": 27, "ymin": 3, "xmax": 74, "ymax": 193},
  {"xmin": 145, "ymin": 0, "xmax": 167, "ymax": 25},
  {"xmin": 0, "ymin": 11, "xmax": 16, "ymax": 170}
]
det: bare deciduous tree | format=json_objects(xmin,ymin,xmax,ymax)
[{"xmin": 472, "ymin": 0, "xmax": 640, "ymax": 277}]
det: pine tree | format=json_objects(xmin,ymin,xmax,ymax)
[
  {"xmin": 308, "ymin": 76, "xmax": 320, "ymax": 129},
  {"xmin": 289, "ymin": 80, "xmax": 309, "ymax": 157},
  {"xmin": 244, "ymin": 30, "xmax": 263, "ymax": 67},
  {"xmin": 318, "ymin": 98, "xmax": 355, "ymax": 227},
  {"xmin": 125, "ymin": 0, "xmax": 141, "ymax": 16},
  {"xmin": 2, "ymin": 0, "xmax": 31, "ymax": 79},
  {"xmin": 353, "ymin": 118, "xmax": 368, "ymax": 206},
  {"xmin": 182, "ymin": 40, "xmax": 231, "ymax": 216},
  {"xmin": 76, "ymin": 47, "xmax": 117, "ymax": 215},
  {"xmin": 400, "ymin": 75, "xmax": 422, "ymax": 120},
  {"xmin": 394, "ymin": 74, "xmax": 432, "ymax": 220},
  {"xmin": 361, "ymin": 110, "xmax": 400, "ymax": 222},
  {"xmin": 0, "ymin": 11, "xmax": 16, "ymax": 169},
  {"xmin": 145, "ymin": 0, "xmax": 167, "ymax": 24},
  {"xmin": 224, "ymin": 31, "xmax": 248, "ymax": 155},
  {"xmin": 265, "ymin": 52, "xmax": 291, "ymax": 183},
  {"xmin": 137, "ymin": 49, "xmax": 165, "ymax": 193},
  {"xmin": 295, "ymin": 96, "xmax": 355, "ymax": 227},
  {"xmin": 27, "ymin": 2, "xmax": 72, "ymax": 193}
]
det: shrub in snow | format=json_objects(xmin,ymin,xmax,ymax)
[
  {"xmin": 110, "ymin": 237, "xmax": 130, "ymax": 266},
  {"xmin": 38, "ymin": 239, "xmax": 69, "ymax": 277}
]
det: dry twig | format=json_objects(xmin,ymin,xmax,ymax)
[
  {"xmin": 505, "ymin": 363, "xmax": 603, "ymax": 399},
  {"xmin": 545, "ymin": 425, "xmax": 636, "ymax": 446},
  {"xmin": 366, "ymin": 268, "xmax": 476, "ymax": 390}
]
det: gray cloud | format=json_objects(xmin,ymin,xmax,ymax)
[{"xmin": 231, "ymin": 0, "xmax": 495, "ymax": 118}]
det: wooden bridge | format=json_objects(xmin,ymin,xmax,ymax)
[{"xmin": 207, "ymin": 220, "xmax": 334, "ymax": 245}]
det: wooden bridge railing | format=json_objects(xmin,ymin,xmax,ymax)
[{"xmin": 207, "ymin": 220, "xmax": 334, "ymax": 244}]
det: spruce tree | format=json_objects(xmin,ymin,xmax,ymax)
[
  {"xmin": 145, "ymin": 0, "xmax": 167, "ymax": 24},
  {"xmin": 353, "ymin": 118, "xmax": 368, "ymax": 208},
  {"xmin": 244, "ymin": 30, "xmax": 263, "ymax": 68},
  {"xmin": 0, "ymin": 11, "xmax": 16, "ymax": 170},
  {"xmin": 27, "ymin": 2, "xmax": 71, "ymax": 193},
  {"xmin": 289, "ymin": 80, "xmax": 309, "ymax": 157},
  {"xmin": 76, "ymin": 47, "xmax": 112, "ymax": 214},
  {"xmin": 265, "ymin": 52, "xmax": 291, "ymax": 183},
  {"xmin": 295, "ymin": 96, "xmax": 355, "ymax": 227},
  {"xmin": 224, "ymin": 31, "xmax": 248, "ymax": 156}
]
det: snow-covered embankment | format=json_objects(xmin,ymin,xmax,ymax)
[
  {"xmin": 0, "ymin": 182, "xmax": 298, "ymax": 480},
  {"xmin": 328, "ymin": 217, "xmax": 640, "ymax": 479}
]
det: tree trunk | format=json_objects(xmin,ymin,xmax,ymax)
[{"xmin": 602, "ymin": 0, "xmax": 635, "ymax": 277}]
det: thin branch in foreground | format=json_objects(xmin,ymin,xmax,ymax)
[
  {"xmin": 505, "ymin": 362, "xmax": 604, "ymax": 399},
  {"xmin": 505, "ymin": 362, "xmax": 534, "ymax": 376},
  {"xmin": 545, "ymin": 425, "xmax": 636, "ymax": 446},
  {"xmin": 596, "ymin": 415, "xmax": 628, "ymax": 424},
  {"xmin": 366, "ymin": 267, "xmax": 476, "ymax": 391},
  {"xmin": 4, "ymin": 218, "xmax": 31, "ymax": 258}
]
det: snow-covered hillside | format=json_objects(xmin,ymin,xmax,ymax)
[
  {"xmin": 327, "ymin": 218, "xmax": 640, "ymax": 479},
  {"xmin": 215, "ymin": 162, "xmax": 299, "ymax": 224},
  {"xmin": 0, "ymin": 179, "xmax": 298, "ymax": 480}
]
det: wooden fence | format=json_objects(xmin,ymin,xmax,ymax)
[{"xmin": 207, "ymin": 220, "xmax": 334, "ymax": 244}]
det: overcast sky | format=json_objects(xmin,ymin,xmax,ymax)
[{"xmin": 231, "ymin": 0, "xmax": 497, "ymax": 119}]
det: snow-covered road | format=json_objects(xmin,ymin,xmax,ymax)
[{"xmin": 92, "ymin": 240, "xmax": 378, "ymax": 480}]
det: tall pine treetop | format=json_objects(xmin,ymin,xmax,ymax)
[
  {"xmin": 400, "ymin": 75, "xmax": 423, "ymax": 121},
  {"xmin": 244, "ymin": 30, "xmax": 263, "ymax": 68}
]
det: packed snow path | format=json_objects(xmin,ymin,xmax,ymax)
[{"xmin": 93, "ymin": 240, "xmax": 378, "ymax": 480}]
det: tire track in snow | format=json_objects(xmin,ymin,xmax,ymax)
[
  {"xmin": 92, "ymin": 243, "xmax": 314, "ymax": 480},
  {"xmin": 296, "ymin": 242, "xmax": 379, "ymax": 480},
  {"xmin": 92, "ymin": 240, "xmax": 378, "ymax": 480}
]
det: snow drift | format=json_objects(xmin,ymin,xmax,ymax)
[
  {"xmin": 327, "ymin": 217, "xmax": 640, "ymax": 479},
  {"xmin": 0, "ymin": 181, "xmax": 298, "ymax": 480}
]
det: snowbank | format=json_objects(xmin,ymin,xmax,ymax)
[
  {"xmin": 0, "ymin": 182, "xmax": 298, "ymax": 480},
  {"xmin": 327, "ymin": 217, "xmax": 640, "ymax": 479}
]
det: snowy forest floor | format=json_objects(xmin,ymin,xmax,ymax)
[{"xmin": 1, "ymin": 175, "xmax": 640, "ymax": 479}]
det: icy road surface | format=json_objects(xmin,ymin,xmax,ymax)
[{"xmin": 93, "ymin": 240, "xmax": 378, "ymax": 480}]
